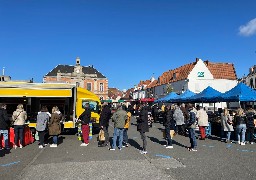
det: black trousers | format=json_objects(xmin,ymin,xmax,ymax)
[
  {"xmin": 247, "ymin": 127, "xmax": 255, "ymax": 143},
  {"xmin": 102, "ymin": 126, "xmax": 109, "ymax": 144},
  {"xmin": 140, "ymin": 131, "xmax": 147, "ymax": 151},
  {"xmin": 14, "ymin": 125, "xmax": 24, "ymax": 146},
  {"xmin": 38, "ymin": 131, "xmax": 45, "ymax": 146}
]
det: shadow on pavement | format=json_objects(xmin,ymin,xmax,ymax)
[
  {"xmin": 128, "ymin": 139, "xmax": 142, "ymax": 150},
  {"xmin": 172, "ymin": 140, "xmax": 187, "ymax": 148},
  {"xmin": 0, "ymin": 148, "xmax": 11, "ymax": 158},
  {"xmin": 147, "ymin": 136, "xmax": 166, "ymax": 146}
]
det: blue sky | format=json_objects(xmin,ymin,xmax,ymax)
[{"xmin": 0, "ymin": 0, "xmax": 256, "ymax": 91}]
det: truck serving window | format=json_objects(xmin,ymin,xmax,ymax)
[{"xmin": 82, "ymin": 100, "xmax": 99, "ymax": 113}]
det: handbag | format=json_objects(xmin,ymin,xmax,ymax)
[{"xmin": 98, "ymin": 129, "xmax": 105, "ymax": 141}]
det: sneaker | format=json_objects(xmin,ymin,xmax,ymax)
[
  {"xmin": 166, "ymin": 146, "xmax": 173, "ymax": 149},
  {"xmin": 241, "ymin": 142, "xmax": 245, "ymax": 145},
  {"xmin": 237, "ymin": 141, "xmax": 241, "ymax": 145},
  {"xmin": 50, "ymin": 144, "xmax": 58, "ymax": 147},
  {"xmin": 20, "ymin": 145, "xmax": 23, "ymax": 149},
  {"xmin": 190, "ymin": 148, "xmax": 197, "ymax": 151},
  {"xmin": 39, "ymin": 145, "xmax": 43, "ymax": 149},
  {"xmin": 140, "ymin": 150, "xmax": 147, "ymax": 154},
  {"xmin": 109, "ymin": 148, "xmax": 115, "ymax": 151},
  {"xmin": 14, "ymin": 145, "xmax": 18, "ymax": 149},
  {"xmin": 80, "ymin": 143, "xmax": 89, "ymax": 147},
  {"xmin": 250, "ymin": 142, "xmax": 254, "ymax": 144}
]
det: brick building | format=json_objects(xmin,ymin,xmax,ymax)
[{"xmin": 43, "ymin": 57, "xmax": 108, "ymax": 100}]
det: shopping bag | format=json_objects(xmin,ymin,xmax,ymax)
[
  {"xmin": 163, "ymin": 129, "xmax": 176, "ymax": 139},
  {"xmin": 98, "ymin": 129, "xmax": 105, "ymax": 141}
]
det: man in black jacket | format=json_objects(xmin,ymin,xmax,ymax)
[
  {"xmin": 137, "ymin": 104, "xmax": 149, "ymax": 154},
  {"xmin": 0, "ymin": 103, "xmax": 10, "ymax": 149},
  {"xmin": 99, "ymin": 102, "xmax": 112, "ymax": 147},
  {"xmin": 79, "ymin": 103, "xmax": 91, "ymax": 146}
]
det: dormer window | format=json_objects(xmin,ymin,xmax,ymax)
[
  {"xmin": 76, "ymin": 57, "xmax": 80, "ymax": 65},
  {"xmin": 173, "ymin": 73, "xmax": 176, "ymax": 80}
]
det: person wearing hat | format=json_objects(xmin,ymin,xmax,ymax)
[{"xmin": 0, "ymin": 103, "xmax": 10, "ymax": 150}]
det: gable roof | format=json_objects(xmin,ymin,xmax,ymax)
[
  {"xmin": 45, "ymin": 65, "xmax": 106, "ymax": 78},
  {"xmin": 158, "ymin": 58, "xmax": 237, "ymax": 85},
  {"xmin": 205, "ymin": 61, "xmax": 237, "ymax": 80}
]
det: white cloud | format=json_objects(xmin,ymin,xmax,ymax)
[{"xmin": 239, "ymin": 18, "xmax": 256, "ymax": 36}]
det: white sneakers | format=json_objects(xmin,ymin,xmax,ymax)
[
  {"xmin": 50, "ymin": 144, "xmax": 58, "ymax": 147},
  {"xmin": 241, "ymin": 142, "xmax": 246, "ymax": 145},
  {"xmin": 80, "ymin": 143, "xmax": 89, "ymax": 147},
  {"xmin": 140, "ymin": 150, "xmax": 147, "ymax": 154},
  {"xmin": 166, "ymin": 146, "xmax": 173, "ymax": 149},
  {"xmin": 39, "ymin": 145, "xmax": 43, "ymax": 149}
]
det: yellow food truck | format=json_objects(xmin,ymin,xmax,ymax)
[{"xmin": 0, "ymin": 82, "xmax": 101, "ymax": 132}]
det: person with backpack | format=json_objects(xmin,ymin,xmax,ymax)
[
  {"xmin": 12, "ymin": 104, "xmax": 27, "ymax": 149},
  {"xmin": 246, "ymin": 107, "xmax": 256, "ymax": 144},
  {"xmin": 187, "ymin": 103, "xmax": 198, "ymax": 151},
  {"xmin": 0, "ymin": 103, "xmax": 10, "ymax": 150},
  {"xmin": 36, "ymin": 106, "xmax": 50, "ymax": 148}
]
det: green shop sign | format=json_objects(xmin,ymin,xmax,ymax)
[{"xmin": 197, "ymin": 72, "xmax": 204, "ymax": 77}]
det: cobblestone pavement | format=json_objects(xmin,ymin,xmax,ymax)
[{"xmin": 1, "ymin": 117, "xmax": 256, "ymax": 180}]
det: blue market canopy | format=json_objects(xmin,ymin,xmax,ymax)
[
  {"xmin": 155, "ymin": 92, "xmax": 178, "ymax": 102},
  {"xmin": 221, "ymin": 83, "xmax": 256, "ymax": 102},
  {"xmin": 188, "ymin": 86, "xmax": 222, "ymax": 102},
  {"xmin": 172, "ymin": 90, "xmax": 196, "ymax": 102}
]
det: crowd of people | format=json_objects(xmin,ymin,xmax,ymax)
[
  {"xmin": 1, "ymin": 102, "xmax": 256, "ymax": 153},
  {"xmin": 0, "ymin": 103, "xmax": 62, "ymax": 150}
]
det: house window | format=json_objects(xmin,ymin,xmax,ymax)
[
  {"xmin": 87, "ymin": 83, "xmax": 92, "ymax": 91},
  {"xmin": 250, "ymin": 78, "xmax": 254, "ymax": 88},
  {"xmin": 100, "ymin": 83, "xmax": 104, "ymax": 92},
  {"xmin": 173, "ymin": 73, "xmax": 176, "ymax": 80}
]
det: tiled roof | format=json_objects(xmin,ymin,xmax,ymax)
[
  {"xmin": 108, "ymin": 87, "xmax": 123, "ymax": 99},
  {"xmin": 147, "ymin": 80, "xmax": 158, "ymax": 88},
  {"xmin": 138, "ymin": 80, "xmax": 151, "ymax": 87},
  {"xmin": 158, "ymin": 59, "xmax": 237, "ymax": 85},
  {"xmin": 205, "ymin": 61, "xmax": 237, "ymax": 80},
  {"xmin": 159, "ymin": 61, "xmax": 196, "ymax": 85},
  {"xmin": 45, "ymin": 65, "xmax": 106, "ymax": 78},
  {"xmin": 122, "ymin": 88, "xmax": 134, "ymax": 99}
]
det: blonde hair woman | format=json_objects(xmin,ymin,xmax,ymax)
[
  {"xmin": 220, "ymin": 108, "xmax": 234, "ymax": 143},
  {"xmin": 234, "ymin": 108, "xmax": 247, "ymax": 145},
  {"xmin": 48, "ymin": 106, "xmax": 62, "ymax": 147},
  {"xmin": 12, "ymin": 104, "xmax": 27, "ymax": 149}
]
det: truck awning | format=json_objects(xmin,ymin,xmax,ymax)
[{"xmin": 0, "ymin": 88, "xmax": 72, "ymax": 97}]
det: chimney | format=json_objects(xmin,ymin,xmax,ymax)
[
  {"xmin": 205, "ymin": 60, "xmax": 209, "ymax": 66},
  {"xmin": 196, "ymin": 58, "xmax": 200, "ymax": 62},
  {"xmin": 76, "ymin": 57, "xmax": 80, "ymax": 65}
]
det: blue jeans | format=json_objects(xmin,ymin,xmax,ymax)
[
  {"xmin": 0, "ymin": 129, "xmax": 9, "ymax": 148},
  {"xmin": 188, "ymin": 128, "xmax": 197, "ymax": 149},
  {"xmin": 236, "ymin": 124, "xmax": 246, "ymax": 142},
  {"xmin": 53, "ymin": 135, "xmax": 58, "ymax": 144},
  {"xmin": 112, "ymin": 128, "xmax": 124, "ymax": 149},
  {"xmin": 165, "ymin": 126, "xmax": 173, "ymax": 146},
  {"xmin": 226, "ymin": 131, "xmax": 232, "ymax": 141},
  {"xmin": 123, "ymin": 128, "xmax": 128, "ymax": 144}
]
